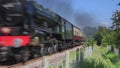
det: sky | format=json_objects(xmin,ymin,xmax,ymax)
[{"xmin": 36, "ymin": 0, "xmax": 120, "ymax": 28}]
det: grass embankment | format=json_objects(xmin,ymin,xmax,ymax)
[{"xmin": 81, "ymin": 46, "xmax": 120, "ymax": 68}]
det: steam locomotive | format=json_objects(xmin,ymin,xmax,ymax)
[{"xmin": 0, "ymin": 0, "xmax": 84, "ymax": 62}]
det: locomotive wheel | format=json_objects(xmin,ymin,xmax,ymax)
[
  {"xmin": 14, "ymin": 54, "xmax": 22, "ymax": 63},
  {"xmin": 21, "ymin": 47, "xmax": 30, "ymax": 63},
  {"xmin": 47, "ymin": 47, "xmax": 53, "ymax": 54},
  {"xmin": 22, "ymin": 50, "xmax": 30, "ymax": 62},
  {"xmin": 40, "ymin": 47, "xmax": 45, "ymax": 56},
  {"xmin": 53, "ymin": 44, "xmax": 58, "ymax": 53}
]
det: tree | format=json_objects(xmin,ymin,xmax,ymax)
[
  {"xmin": 118, "ymin": 2, "xmax": 120, "ymax": 6},
  {"xmin": 94, "ymin": 26, "xmax": 107, "ymax": 46},
  {"xmin": 111, "ymin": 10, "xmax": 120, "ymax": 30},
  {"xmin": 94, "ymin": 26, "xmax": 115, "ymax": 46},
  {"xmin": 111, "ymin": 10, "xmax": 120, "ymax": 47}
]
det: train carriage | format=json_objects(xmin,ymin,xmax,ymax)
[{"xmin": 73, "ymin": 26, "xmax": 84, "ymax": 45}]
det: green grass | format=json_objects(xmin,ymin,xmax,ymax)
[
  {"xmin": 49, "ymin": 46, "xmax": 120, "ymax": 68},
  {"xmin": 49, "ymin": 66, "xmax": 54, "ymax": 68},
  {"xmin": 69, "ymin": 51, "xmax": 77, "ymax": 60},
  {"xmin": 80, "ymin": 45, "xmax": 120, "ymax": 68}
]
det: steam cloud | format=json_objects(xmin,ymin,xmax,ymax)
[{"xmin": 36, "ymin": 0, "xmax": 99, "ymax": 28}]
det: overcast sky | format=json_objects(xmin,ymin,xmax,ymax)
[{"xmin": 36, "ymin": 0, "xmax": 120, "ymax": 28}]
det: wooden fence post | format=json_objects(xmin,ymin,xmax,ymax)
[
  {"xmin": 65, "ymin": 51, "xmax": 70, "ymax": 68},
  {"xmin": 42, "ymin": 56, "xmax": 49, "ymax": 68}
]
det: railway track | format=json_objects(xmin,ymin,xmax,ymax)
[{"xmin": 0, "ymin": 45, "xmax": 84, "ymax": 68}]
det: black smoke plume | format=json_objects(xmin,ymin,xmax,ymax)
[{"xmin": 36, "ymin": 0, "xmax": 98, "ymax": 28}]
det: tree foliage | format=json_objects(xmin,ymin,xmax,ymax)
[
  {"xmin": 111, "ymin": 10, "xmax": 120, "ymax": 30},
  {"xmin": 94, "ymin": 26, "xmax": 111, "ymax": 46},
  {"xmin": 111, "ymin": 10, "xmax": 120, "ymax": 47},
  {"xmin": 94, "ymin": 10, "xmax": 120, "ymax": 47}
]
